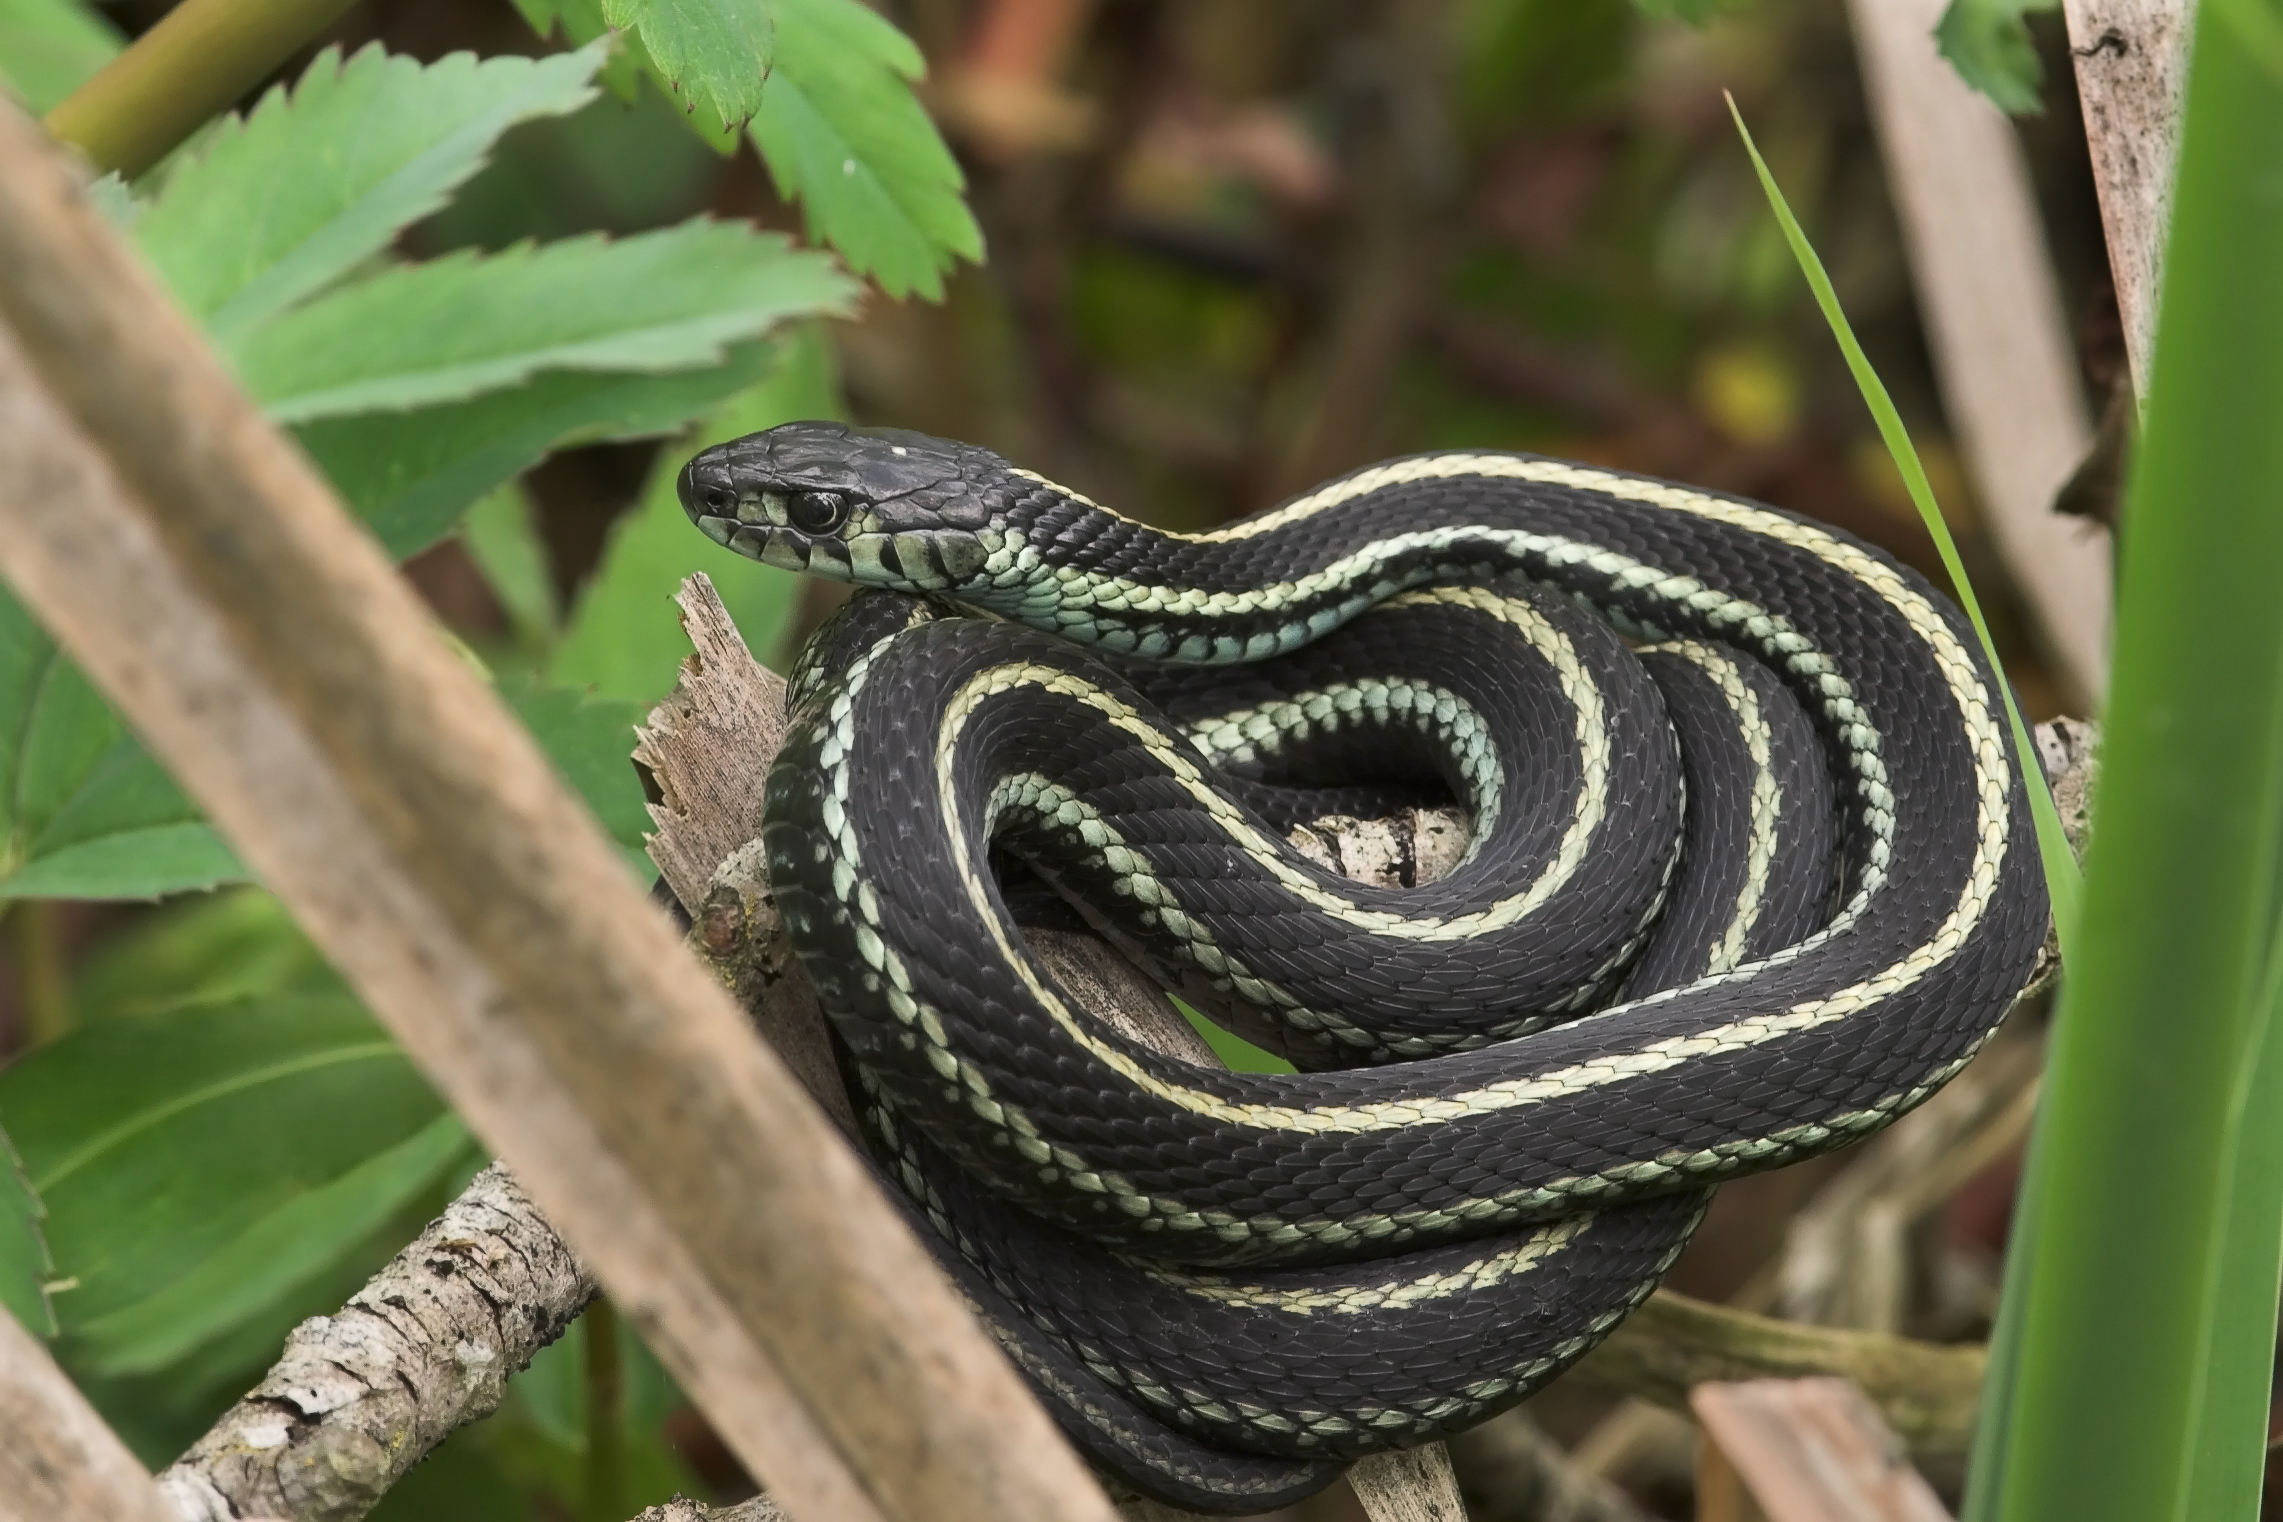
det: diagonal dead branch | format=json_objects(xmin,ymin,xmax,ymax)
[{"xmin": 158, "ymin": 1167, "xmax": 593, "ymax": 1522}]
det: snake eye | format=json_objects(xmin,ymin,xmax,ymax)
[
  {"xmin": 701, "ymin": 486, "xmax": 736, "ymax": 515},
  {"xmin": 790, "ymin": 491, "xmax": 850, "ymax": 534}
]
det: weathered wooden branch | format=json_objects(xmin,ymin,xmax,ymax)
[
  {"xmin": 1843, "ymin": 0, "xmax": 2112, "ymax": 708},
  {"xmin": 0, "ymin": 1302, "xmax": 182, "ymax": 1522},
  {"xmin": 158, "ymin": 1167, "xmax": 593, "ymax": 1522},
  {"xmin": 0, "ymin": 98, "xmax": 1113, "ymax": 1522},
  {"xmin": 2061, "ymin": 0, "xmax": 2192, "ymax": 397}
]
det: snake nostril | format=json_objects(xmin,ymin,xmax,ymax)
[{"xmin": 703, "ymin": 486, "xmax": 736, "ymax": 514}]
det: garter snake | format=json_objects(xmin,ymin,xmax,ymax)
[{"xmin": 677, "ymin": 422, "xmax": 2046, "ymax": 1512}]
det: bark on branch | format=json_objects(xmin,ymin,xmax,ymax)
[{"xmin": 158, "ymin": 1167, "xmax": 594, "ymax": 1522}]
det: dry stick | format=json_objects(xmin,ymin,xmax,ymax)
[
  {"xmin": 1842, "ymin": 0, "xmax": 2112, "ymax": 709},
  {"xmin": 0, "ymin": 1299, "xmax": 182, "ymax": 1522},
  {"xmin": 2060, "ymin": 0, "xmax": 2192, "ymax": 398},
  {"xmin": 0, "ymin": 102, "xmax": 1115, "ymax": 1522},
  {"xmin": 158, "ymin": 1166, "xmax": 594, "ymax": 1522}
]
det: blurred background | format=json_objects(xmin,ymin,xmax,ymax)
[
  {"xmin": 329, "ymin": 0, "xmax": 2108, "ymax": 717},
  {"xmin": 3, "ymin": 0, "xmax": 2134, "ymax": 1517}
]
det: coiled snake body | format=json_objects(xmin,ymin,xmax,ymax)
[{"xmin": 677, "ymin": 423, "xmax": 2046, "ymax": 1512}]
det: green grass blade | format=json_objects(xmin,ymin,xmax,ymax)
[
  {"xmin": 1725, "ymin": 96, "xmax": 2083, "ymax": 963},
  {"xmin": 1984, "ymin": 16, "xmax": 2283, "ymax": 1519}
]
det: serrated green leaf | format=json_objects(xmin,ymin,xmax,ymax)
[
  {"xmin": 237, "ymin": 220, "xmax": 852, "ymax": 422},
  {"xmin": 1934, "ymin": 0, "xmax": 2058, "ymax": 114},
  {"xmin": 0, "ymin": 1116, "xmax": 55, "ymax": 1336},
  {"xmin": 134, "ymin": 42, "xmax": 605, "ymax": 342},
  {"xmin": 551, "ymin": 323, "xmax": 836, "ymax": 699},
  {"xmin": 71, "ymin": 1111, "xmax": 471, "ymax": 1376},
  {"xmin": 0, "ymin": 593, "xmax": 242, "ymax": 900},
  {"xmin": 0, "ymin": 0, "xmax": 120, "ymax": 115},
  {"xmin": 752, "ymin": 0, "xmax": 983, "ymax": 300},
  {"xmin": 513, "ymin": 0, "xmax": 654, "ymax": 103},
  {"xmin": 602, "ymin": 0, "xmax": 772, "ymax": 135},
  {"xmin": 72, "ymin": 889, "xmax": 334, "ymax": 1024},
  {"xmin": 0, "ymin": 996, "xmax": 446, "ymax": 1338},
  {"xmin": 298, "ymin": 341, "xmax": 780, "ymax": 560}
]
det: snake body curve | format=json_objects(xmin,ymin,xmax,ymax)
[{"xmin": 676, "ymin": 422, "xmax": 2047, "ymax": 1510}]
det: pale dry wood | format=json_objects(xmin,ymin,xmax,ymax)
[
  {"xmin": 2061, "ymin": 0, "xmax": 2192, "ymax": 394},
  {"xmin": 0, "ymin": 100, "xmax": 1113, "ymax": 1522},
  {"xmin": 159, "ymin": 1166, "xmax": 594, "ymax": 1522},
  {"xmin": 0, "ymin": 1301, "xmax": 181, "ymax": 1522},
  {"xmin": 633, "ymin": 1499, "xmax": 785, "ymax": 1522},
  {"xmin": 1348, "ymin": 1448, "xmax": 1468, "ymax": 1522},
  {"xmin": 1843, "ymin": 0, "xmax": 2112, "ymax": 708},
  {"xmin": 1689, "ymin": 1378, "xmax": 1951, "ymax": 1522}
]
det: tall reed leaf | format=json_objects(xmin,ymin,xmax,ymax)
[
  {"xmin": 1723, "ymin": 98, "xmax": 2083, "ymax": 960},
  {"xmin": 1985, "ymin": 16, "xmax": 2283, "ymax": 1520}
]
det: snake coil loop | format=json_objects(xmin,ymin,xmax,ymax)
[{"xmin": 679, "ymin": 423, "xmax": 2047, "ymax": 1512}]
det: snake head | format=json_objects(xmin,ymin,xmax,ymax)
[{"xmin": 676, "ymin": 421, "xmax": 1005, "ymax": 591}]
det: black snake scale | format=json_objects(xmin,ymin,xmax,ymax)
[{"xmin": 676, "ymin": 422, "xmax": 2046, "ymax": 1510}]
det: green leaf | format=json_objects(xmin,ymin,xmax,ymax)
[
  {"xmin": 236, "ymin": 220, "xmax": 853, "ymax": 423},
  {"xmin": 133, "ymin": 42, "xmax": 605, "ymax": 342},
  {"xmin": 1981, "ymin": 19, "xmax": 2283, "ymax": 1520},
  {"xmin": 0, "ymin": 996, "xmax": 447, "ymax": 1340},
  {"xmin": 0, "ymin": 0, "xmax": 120, "ymax": 115},
  {"xmin": 550, "ymin": 323, "xmax": 836, "ymax": 699},
  {"xmin": 71, "ymin": 889, "xmax": 333, "ymax": 1024},
  {"xmin": 751, "ymin": 0, "xmax": 983, "ymax": 300},
  {"xmin": 1726, "ymin": 96, "xmax": 2083, "ymax": 961},
  {"xmin": 602, "ymin": 0, "xmax": 772, "ymax": 135},
  {"xmin": 0, "ymin": 592, "xmax": 242, "ymax": 900},
  {"xmin": 0, "ymin": 1116, "xmax": 54, "ymax": 1336},
  {"xmin": 1627, "ymin": 0, "xmax": 1748, "ymax": 22},
  {"xmin": 512, "ymin": 0, "xmax": 662, "ymax": 106},
  {"xmin": 460, "ymin": 484, "xmax": 561, "ymax": 650},
  {"xmin": 298, "ymin": 342, "xmax": 781, "ymax": 560},
  {"xmin": 507, "ymin": 682, "xmax": 652, "ymax": 870},
  {"xmin": 72, "ymin": 1112, "xmax": 471, "ymax": 1376},
  {"xmin": 1934, "ymin": 0, "xmax": 2058, "ymax": 115}
]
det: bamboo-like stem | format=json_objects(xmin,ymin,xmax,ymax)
[
  {"xmin": 0, "ymin": 97, "xmax": 1114, "ymax": 1522},
  {"xmin": 586, "ymin": 1299, "xmax": 628, "ymax": 1522},
  {"xmin": 43, "ymin": 0, "xmax": 358, "ymax": 178}
]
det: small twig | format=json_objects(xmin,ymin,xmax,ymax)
[{"xmin": 159, "ymin": 1166, "xmax": 594, "ymax": 1522}]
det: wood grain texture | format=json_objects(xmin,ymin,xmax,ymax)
[
  {"xmin": 1690, "ymin": 1378, "xmax": 1951, "ymax": 1522},
  {"xmin": 0, "ymin": 98, "xmax": 1114, "ymax": 1522},
  {"xmin": 2060, "ymin": 0, "xmax": 2190, "ymax": 395},
  {"xmin": 0, "ymin": 1305, "xmax": 179, "ymax": 1522},
  {"xmin": 1843, "ymin": 0, "xmax": 2112, "ymax": 708},
  {"xmin": 158, "ymin": 1166, "xmax": 596, "ymax": 1522}
]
